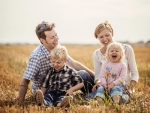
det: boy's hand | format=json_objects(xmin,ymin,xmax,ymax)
[
  {"xmin": 108, "ymin": 83, "xmax": 115, "ymax": 93},
  {"xmin": 66, "ymin": 89, "xmax": 74, "ymax": 95}
]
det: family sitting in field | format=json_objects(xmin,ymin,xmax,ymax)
[{"xmin": 18, "ymin": 21, "xmax": 139, "ymax": 107}]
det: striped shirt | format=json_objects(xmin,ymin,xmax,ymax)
[{"xmin": 42, "ymin": 65, "xmax": 83, "ymax": 92}]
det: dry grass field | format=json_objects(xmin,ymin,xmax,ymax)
[{"xmin": 0, "ymin": 44, "xmax": 150, "ymax": 113}]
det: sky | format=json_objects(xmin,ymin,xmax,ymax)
[{"xmin": 0, "ymin": 0, "xmax": 150, "ymax": 44}]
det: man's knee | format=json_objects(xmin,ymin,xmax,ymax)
[{"xmin": 77, "ymin": 70, "xmax": 94, "ymax": 81}]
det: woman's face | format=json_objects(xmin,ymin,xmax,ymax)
[{"xmin": 97, "ymin": 29, "xmax": 113, "ymax": 46}]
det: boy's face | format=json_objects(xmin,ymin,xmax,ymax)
[{"xmin": 51, "ymin": 59, "xmax": 66, "ymax": 71}]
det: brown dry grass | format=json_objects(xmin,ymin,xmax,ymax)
[{"xmin": 0, "ymin": 45, "xmax": 150, "ymax": 113}]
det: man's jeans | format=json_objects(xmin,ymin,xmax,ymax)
[{"xmin": 77, "ymin": 70, "xmax": 94, "ymax": 94}]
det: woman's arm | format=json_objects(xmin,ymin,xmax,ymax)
[{"xmin": 126, "ymin": 45, "xmax": 139, "ymax": 85}]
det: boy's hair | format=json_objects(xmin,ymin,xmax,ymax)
[
  {"xmin": 35, "ymin": 21, "xmax": 55, "ymax": 40},
  {"xmin": 105, "ymin": 42, "xmax": 125, "ymax": 62},
  {"xmin": 50, "ymin": 45, "xmax": 68, "ymax": 61},
  {"xmin": 94, "ymin": 21, "xmax": 113, "ymax": 38}
]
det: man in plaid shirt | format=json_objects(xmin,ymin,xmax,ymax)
[
  {"xmin": 18, "ymin": 21, "xmax": 94, "ymax": 102},
  {"xmin": 35, "ymin": 46, "xmax": 84, "ymax": 107}
]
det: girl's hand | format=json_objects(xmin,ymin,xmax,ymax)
[
  {"xmin": 103, "ymin": 84, "xmax": 108, "ymax": 92},
  {"xmin": 108, "ymin": 83, "xmax": 115, "ymax": 93}
]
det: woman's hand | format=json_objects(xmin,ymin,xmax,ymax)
[{"xmin": 128, "ymin": 80, "xmax": 137, "ymax": 93}]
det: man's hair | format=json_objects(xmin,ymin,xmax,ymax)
[
  {"xmin": 50, "ymin": 45, "xmax": 68, "ymax": 61},
  {"xmin": 35, "ymin": 21, "xmax": 55, "ymax": 40},
  {"xmin": 105, "ymin": 42, "xmax": 125, "ymax": 62},
  {"xmin": 94, "ymin": 21, "xmax": 113, "ymax": 38}
]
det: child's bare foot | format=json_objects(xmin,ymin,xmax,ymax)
[{"xmin": 112, "ymin": 95, "xmax": 121, "ymax": 104}]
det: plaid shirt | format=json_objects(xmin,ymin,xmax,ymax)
[
  {"xmin": 24, "ymin": 44, "xmax": 52, "ymax": 93},
  {"xmin": 42, "ymin": 65, "xmax": 83, "ymax": 92}
]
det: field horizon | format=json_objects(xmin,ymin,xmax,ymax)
[{"xmin": 0, "ymin": 45, "xmax": 150, "ymax": 113}]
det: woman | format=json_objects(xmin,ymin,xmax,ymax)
[{"xmin": 93, "ymin": 21, "xmax": 139, "ymax": 103}]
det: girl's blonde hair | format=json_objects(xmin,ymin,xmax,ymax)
[
  {"xmin": 50, "ymin": 45, "xmax": 68, "ymax": 61},
  {"xmin": 105, "ymin": 42, "xmax": 125, "ymax": 62},
  {"xmin": 94, "ymin": 21, "xmax": 113, "ymax": 38}
]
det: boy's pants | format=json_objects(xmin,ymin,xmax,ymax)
[{"xmin": 44, "ymin": 90, "xmax": 66, "ymax": 106}]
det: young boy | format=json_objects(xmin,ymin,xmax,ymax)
[{"xmin": 35, "ymin": 45, "xmax": 84, "ymax": 107}]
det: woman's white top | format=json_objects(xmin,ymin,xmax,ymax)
[{"xmin": 93, "ymin": 44, "xmax": 139, "ymax": 86}]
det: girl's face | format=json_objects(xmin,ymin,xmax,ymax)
[
  {"xmin": 97, "ymin": 29, "xmax": 113, "ymax": 47},
  {"xmin": 108, "ymin": 47, "xmax": 121, "ymax": 63}
]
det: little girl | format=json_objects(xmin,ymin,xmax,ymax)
[{"xmin": 92, "ymin": 42, "xmax": 127, "ymax": 104}]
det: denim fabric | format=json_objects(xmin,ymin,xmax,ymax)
[
  {"xmin": 122, "ymin": 93, "xmax": 130, "ymax": 104},
  {"xmin": 44, "ymin": 90, "xmax": 66, "ymax": 106},
  {"xmin": 87, "ymin": 85, "xmax": 129, "ymax": 103},
  {"xmin": 95, "ymin": 86, "xmax": 106, "ymax": 99},
  {"xmin": 77, "ymin": 70, "xmax": 94, "ymax": 94},
  {"xmin": 110, "ymin": 85, "xmax": 125, "ymax": 97},
  {"xmin": 84, "ymin": 86, "xmax": 105, "ymax": 99},
  {"xmin": 88, "ymin": 85, "xmax": 125, "ymax": 99}
]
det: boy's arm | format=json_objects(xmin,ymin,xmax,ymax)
[
  {"xmin": 66, "ymin": 83, "xmax": 84, "ymax": 95},
  {"xmin": 41, "ymin": 87, "xmax": 47, "ymax": 94}
]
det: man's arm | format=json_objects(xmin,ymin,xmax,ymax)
[
  {"xmin": 66, "ymin": 57, "xmax": 95, "ymax": 77},
  {"xmin": 18, "ymin": 78, "xmax": 30, "ymax": 102}
]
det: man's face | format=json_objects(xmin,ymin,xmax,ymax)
[{"xmin": 40, "ymin": 29, "xmax": 59, "ymax": 51}]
